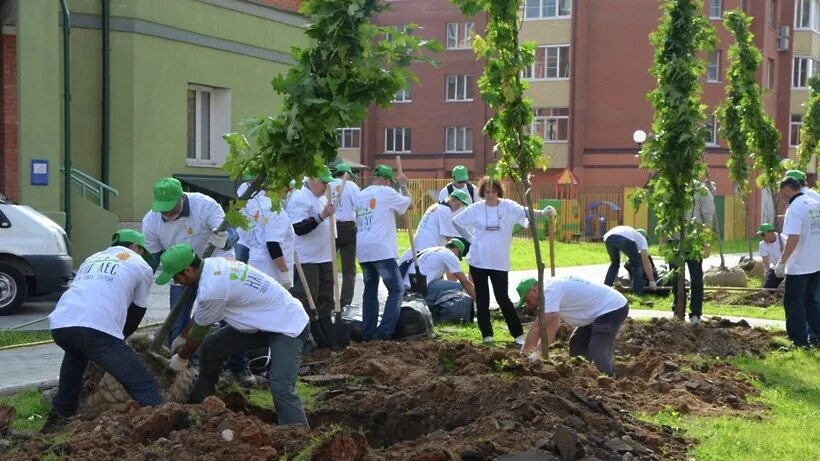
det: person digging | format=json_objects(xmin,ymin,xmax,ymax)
[
  {"xmin": 516, "ymin": 276, "xmax": 630, "ymax": 376},
  {"xmin": 398, "ymin": 239, "xmax": 476, "ymax": 308},
  {"xmin": 757, "ymin": 223, "xmax": 786, "ymax": 289}
]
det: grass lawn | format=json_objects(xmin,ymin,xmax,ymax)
[
  {"xmin": 248, "ymin": 382, "xmax": 326, "ymax": 411},
  {"xmin": 623, "ymin": 293, "xmax": 786, "ymax": 321},
  {"xmin": 0, "ymin": 389, "xmax": 50, "ymax": 433},
  {"xmin": 0, "ymin": 330, "xmax": 53, "ymax": 348},
  {"xmin": 639, "ymin": 349, "xmax": 820, "ymax": 460}
]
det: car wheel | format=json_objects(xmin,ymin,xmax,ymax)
[{"xmin": 0, "ymin": 262, "xmax": 26, "ymax": 315}]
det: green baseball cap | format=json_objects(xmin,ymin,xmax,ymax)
[
  {"xmin": 757, "ymin": 223, "xmax": 775, "ymax": 235},
  {"xmin": 452, "ymin": 165, "xmax": 469, "ymax": 182},
  {"xmin": 449, "ymin": 189, "xmax": 469, "ymax": 206},
  {"xmin": 785, "ymin": 169, "xmax": 807, "ymax": 182},
  {"xmin": 636, "ymin": 228, "xmax": 647, "ymax": 239},
  {"xmin": 334, "ymin": 163, "xmax": 357, "ymax": 180},
  {"xmin": 155, "ymin": 243, "xmax": 196, "ymax": 285},
  {"xmin": 112, "ymin": 229, "xmax": 156, "ymax": 267},
  {"xmin": 374, "ymin": 164, "xmax": 394, "ymax": 181},
  {"xmin": 152, "ymin": 178, "xmax": 184, "ymax": 212},
  {"xmin": 515, "ymin": 277, "xmax": 539, "ymax": 309},
  {"xmin": 447, "ymin": 238, "xmax": 465, "ymax": 259},
  {"xmin": 316, "ymin": 165, "xmax": 334, "ymax": 184}
]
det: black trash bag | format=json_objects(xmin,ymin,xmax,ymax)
[
  {"xmin": 431, "ymin": 290, "xmax": 474, "ymax": 324},
  {"xmin": 340, "ymin": 303, "xmax": 366, "ymax": 343},
  {"xmin": 394, "ymin": 294, "xmax": 434, "ymax": 339},
  {"xmin": 334, "ymin": 311, "xmax": 352, "ymax": 349}
]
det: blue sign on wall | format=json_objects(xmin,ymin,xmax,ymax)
[{"xmin": 31, "ymin": 159, "xmax": 49, "ymax": 186}]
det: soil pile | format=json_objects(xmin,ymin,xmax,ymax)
[{"xmin": 704, "ymin": 289, "xmax": 782, "ymax": 307}]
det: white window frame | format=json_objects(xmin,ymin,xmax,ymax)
[
  {"xmin": 530, "ymin": 108, "xmax": 569, "ymax": 143},
  {"xmin": 385, "ymin": 127, "xmax": 411, "ymax": 153},
  {"xmin": 709, "ymin": 0, "xmax": 723, "ymax": 19},
  {"xmin": 445, "ymin": 75, "xmax": 474, "ymax": 102},
  {"xmin": 394, "ymin": 83, "xmax": 412, "ymax": 103},
  {"xmin": 336, "ymin": 128, "xmax": 361, "ymax": 149},
  {"xmin": 794, "ymin": 0, "xmax": 820, "ymax": 33},
  {"xmin": 793, "ymin": 56, "xmax": 819, "ymax": 88},
  {"xmin": 705, "ymin": 115, "xmax": 718, "ymax": 146},
  {"xmin": 523, "ymin": 45, "xmax": 570, "ymax": 80},
  {"xmin": 765, "ymin": 58, "xmax": 775, "ymax": 89},
  {"xmin": 769, "ymin": 0, "xmax": 778, "ymax": 29},
  {"xmin": 187, "ymin": 84, "xmax": 230, "ymax": 167},
  {"xmin": 707, "ymin": 50, "xmax": 721, "ymax": 82},
  {"xmin": 446, "ymin": 22, "xmax": 475, "ymax": 50},
  {"xmin": 790, "ymin": 114, "xmax": 803, "ymax": 147},
  {"xmin": 445, "ymin": 126, "xmax": 473, "ymax": 153},
  {"xmin": 523, "ymin": 0, "xmax": 572, "ymax": 20}
]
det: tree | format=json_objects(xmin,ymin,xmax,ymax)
[
  {"xmin": 638, "ymin": 0, "xmax": 716, "ymax": 319},
  {"xmin": 797, "ymin": 74, "xmax": 820, "ymax": 171}
]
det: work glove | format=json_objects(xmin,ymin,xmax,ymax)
[
  {"xmin": 541, "ymin": 205, "xmax": 557, "ymax": 217},
  {"xmin": 170, "ymin": 335, "xmax": 186, "ymax": 355},
  {"xmin": 526, "ymin": 350, "xmax": 542, "ymax": 362},
  {"xmin": 774, "ymin": 261, "xmax": 786, "ymax": 278},
  {"xmin": 208, "ymin": 229, "xmax": 229, "ymax": 249},
  {"xmin": 648, "ymin": 281, "xmax": 657, "ymax": 290},
  {"xmin": 169, "ymin": 354, "xmax": 190, "ymax": 372}
]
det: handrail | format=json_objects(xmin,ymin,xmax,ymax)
[{"xmin": 59, "ymin": 166, "xmax": 119, "ymax": 208}]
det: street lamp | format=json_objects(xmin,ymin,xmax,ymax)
[{"xmin": 632, "ymin": 130, "xmax": 647, "ymax": 158}]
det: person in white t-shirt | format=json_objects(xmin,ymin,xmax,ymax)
[
  {"xmin": 785, "ymin": 169, "xmax": 820, "ymax": 203},
  {"xmin": 47, "ymin": 230, "xmax": 163, "ymax": 424},
  {"xmin": 286, "ymin": 166, "xmax": 339, "ymax": 350},
  {"xmin": 355, "ymin": 164, "xmax": 413, "ymax": 340},
  {"xmin": 331, "ymin": 164, "xmax": 361, "ymax": 307},
  {"xmin": 756, "ymin": 222, "xmax": 786, "ymax": 289},
  {"xmin": 400, "ymin": 189, "xmax": 470, "ymax": 261},
  {"xmin": 602, "ymin": 225, "xmax": 656, "ymax": 295},
  {"xmin": 452, "ymin": 176, "xmax": 555, "ymax": 345},
  {"xmin": 516, "ymin": 276, "xmax": 630, "ymax": 376},
  {"xmin": 774, "ymin": 176, "xmax": 820, "ymax": 347},
  {"xmin": 247, "ymin": 188, "xmax": 295, "ymax": 289},
  {"xmin": 398, "ymin": 239, "xmax": 475, "ymax": 307},
  {"xmin": 158, "ymin": 244, "xmax": 313, "ymax": 427},
  {"xmin": 437, "ymin": 165, "xmax": 480, "ymax": 205}
]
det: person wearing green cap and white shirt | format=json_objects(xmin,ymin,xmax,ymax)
[
  {"xmin": 331, "ymin": 164, "xmax": 361, "ymax": 307},
  {"xmin": 438, "ymin": 165, "xmax": 479, "ymax": 205},
  {"xmin": 785, "ymin": 169, "xmax": 820, "ymax": 203},
  {"xmin": 246, "ymin": 186, "xmax": 295, "ymax": 290},
  {"xmin": 286, "ymin": 166, "xmax": 339, "ymax": 349},
  {"xmin": 46, "ymin": 230, "xmax": 163, "ymax": 426},
  {"xmin": 157, "ymin": 244, "xmax": 313, "ymax": 426},
  {"xmin": 400, "ymin": 189, "xmax": 470, "ymax": 263},
  {"xmin": 756, "ymin": 222, "xmax": 786, "ymax": 289},
  {"xmin": 602, "ymin": 225, "xmax": 656, "ymax": 295},
  {"xmin": 356, "ymin": 163, "xmax": 413, "ymax": 340},
  {"xmin": 516, "ymin": 276, "xmax": 630, "ymax": 376},
  {"xmin": 398, "ymin": 239, "xmax": 476, "ymax": 308}
]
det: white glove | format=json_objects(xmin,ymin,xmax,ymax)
[
  {"xmin": 648, "ymin": 281, "xmax": 657, "ymax": 290},
  {"xmin": 208, "ymin": 229, "xmax": 229, "ymax": 249},
  {"xmin": 169, "ymin": 354, "xmax": 190, "ymax": 372},
  {"xmin": 276, "ymin": 271, "xmax": 292, "ymax": 290},
  {"xmin": 526, "ymin": 350, "xmax": 542, "ymax": 362},
  {"xmin": 774, "ymin": 261, "xmax": 786, "ymax": 278},
  {"xmin": 170, "ymin": 336, "xmax": 186, "ymax": 354},
  {"xmin": 541, "ymin": 205, "xmax": 557, "ymax": 217}
]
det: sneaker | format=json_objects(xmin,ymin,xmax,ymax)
[
  {"xmin": 41, "ymin": 412, "xmax": 71, "ymax": 434},
  {"xmin": 483, "ymin": 336, "xmax": 494, "ymax": 344},
  {"xmin": 689, "ymin": 315, "xmax": 701, "ymax": 326},
  {"xmin": 514, "ymin": 335, "xmax": 526, "ymax": 347},
  {"xmin": 233, "ymin": 368, "xmax": 257, "ymax": 388}
]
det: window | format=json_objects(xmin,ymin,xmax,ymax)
[
  {"xmin": 531, "ymin": 108, "xmax": 569, "ymax": 142},
  {"xmin": 445, "ymin": 75, "xmax": 474, "ymax": 101},
  {"xmin": 187, "ymin": 84, "xmax": 230, "ymax": 166},
  {"xmin": 337, "ymin": 128, "xmax": 361, "ymax": 149},
  {"xmin": 709, "ymin": 0, "xmax": 722, "ymax": 19},
  {"xmin": 385, "ymin": 127, "xmax": 411, "ymax": 153},
  {"xmin": 385, "ymin": 24, "xmax": 411, "ymax": 41},
  {"xmin": 523, "ymin": 45, "xmax": 570, "ymax": 80},
  {"xmin": 707, "ymin": 50, "xmax": 721, "ymax": 82},
  {"xmin": 790, "ymin": 115, "xmax": 803, "ymax": 146},
  {"xmin": 446, "ymin": 22, "xmax": 475, "ymax": 50},
  {"xmin": 445, "ymin": 127, "xmax": 473, "ymax": 153},
  {"xmin": 705, "ymin": 115, "xmax": 718, "ymax": 146},
  {"xmin": 793, "ymin": 56, "xmax": 819, "ymax": 88},
  {"xmin": 769, "ymin": 0, "xmax": 777, "ymax": 29},
  {"xmin": 524, "ymin": 0, "xmax": 572, "ymax": 20},
  {"xmin": 766, "ymin": 58, "xmax": 775, "ymax": 89},
  {"xmin": 795, "ymin": 0, "xmax": 820, "ymax": 31},
  {"xmin": 394, "ymin": 82, "xmax": 412, "ymax": 103}
]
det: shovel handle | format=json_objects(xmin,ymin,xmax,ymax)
[
  {"xmin": 395, "ymin": 156, "xmax": 421, "ymax": 272},
  {"xmin": 293, "ymin": 252, "xmax": 319, "ymax": 316}
]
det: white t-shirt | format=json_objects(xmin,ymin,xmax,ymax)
[
  {"xmin": 142, "ymin": 192, "xmax": 234, "ymax": 259},
  {"xmin": 782, "ymin": 195, "xmax": 820, "ymax": 275},
  {"xmin": 758, "ymin": 233, "xmax": 785, "ymax": 269},
  {"xmin": 330, "ymin": 178, "xmax": 360, "ymax": 222},
  {"xmin": 801, "ymin": 186, "xmax": 820, "ymax": 203},
  {"xmin": 453, "ymin": 199, "xmax": 529, "ymax": 271},
  {"xmin": 412, "ymin": 203, "xmax": 455, "ymax": 252},
  {"xmin": 438, "ymin": 204, "xmax": 464, "ymax": 242},
  {"xmin": 356, "ymin": 185, "xmax": 412, "ymax": 263},
  {"xmin": 236, "ymin": 189, "xmax": 268, "ymax": 248},
  {"xmin": 542, "ymin": 276, "xmax": 627, "ymax": 327},
  {"xmin": 248, "ymin": 196, "xmax": 295, "ymax": 286},
  {"xmin": 399, "ymin": 246, "xmax": 463, "ymax": 287},
  {"xmin": 286, "ymin": 184, "xmax": 333, "ymax": 264},
  {"xmin": 438, "ymin": 183, "xmax": 479, "ymax": 204},
  {"xmin": 49, "ymin": 246, "xmax": 153, "ymax": 340},
  {"xmin": 603, "ymin": 226, "xmax": 649, "ymax": 251},
  {"xmin": 193, "ymin": 258, "xmax": 309, "ymax": 336}
]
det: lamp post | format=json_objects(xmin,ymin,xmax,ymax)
[{"xmin": 632, "ymin": 129, "xmax": 647, "ymax": 157}]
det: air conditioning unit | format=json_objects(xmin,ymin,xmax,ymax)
[{"xmin": 777, "ymin": 25, "xmax": 790, "ymax": 51}]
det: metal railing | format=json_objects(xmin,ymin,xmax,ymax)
[{"xmin": 60, "ymin": 167, "xmax": 119, "ymax": 207}]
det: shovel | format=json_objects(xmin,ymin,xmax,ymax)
[
  {"xmin": 396, "ymin": 156, "xmax": 427, "ymax": 297},
  {"xmin": 293, "ymin": 252, "xmax": 329, "ymax": 349},
  {"xmin": 326, "ymin": 179, "xmax": 351, "ymax": 348}
]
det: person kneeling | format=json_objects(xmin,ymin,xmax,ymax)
[{"xmin": 516, "ymin": 276, "xmax": 629, "ymax": 376}]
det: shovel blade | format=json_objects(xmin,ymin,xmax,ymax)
[{"xmin": 409, "ymin": 273, "xmax": 428, "ymax": 297}]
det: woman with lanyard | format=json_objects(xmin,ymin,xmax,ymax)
[{"xmin": 453, "ymin": 176, "xmax": 554, "ymax": 345}]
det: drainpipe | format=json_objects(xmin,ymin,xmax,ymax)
[
  {"xmin": 101, "ymin": 0, "xmax": 110, "ymax": 209},
  {"xmin": 59, "ymin": 0, "xmax": 72, "ymax": 238}
]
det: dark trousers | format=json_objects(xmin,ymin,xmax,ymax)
[
  {"xmin": 470, "ymin": 266, "xmax": 523, "ymax": 339},
  {"xmin": 763, "ymin": 270, "xmax": 784, "ymax": 289},
  {"xmin": 568, "ymin": 304, "xmax": 629, "ymax": 376},
  {"xmin": 783, "ymin": 271, "xmax": 820, "ymax": 347},
  {"xmin": 336, "ymin": 221, "xmax": 357, "ymax": 307},
  {"xmin": 291, "ymin": 261, "xmax": 337, "ymax": 349},
  {"xmin": 190, "ymin": 324, "xmax": 312, "ymax": 427},
  {"xmin": 603, "ymin": 235, "xmax": 645, "ymax": 295},
  {"xmin": 669, "ymin": 259, "xmax": 704, "ymax": 318},
  {"xmin": 51, "ymin": 327, "xmax": 162, "ymax": 416}
]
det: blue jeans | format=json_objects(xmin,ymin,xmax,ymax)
[
  {"xmin": 425, "ymin": 279, "xmax": 463, "ymax": 307},
  {"xmin": 51, "ymin": 327, "xmax": 162, "ymax": 416},
  {"xmin": 604, "ymin": 235, "xmax": 644, "ymax": 295},
  {"xmin": 360, "ymin": 259, "xmax": 404, "ymax": 340},
  {"xmin": 783, "ymin": 271, "xmax": 820, "ymax": 347},
  {"xmin": 234, "ymin": 244, "xmax": 250, "ymax": 264}
]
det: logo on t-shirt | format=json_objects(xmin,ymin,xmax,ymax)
[{"xmin": 369, "ymin": 198, "xmax": 377, "ymax": 209}]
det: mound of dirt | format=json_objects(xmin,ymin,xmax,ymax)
[
  {"xmin": 703, "ymin": 266, "xmax": 747, "ymax": 287},
  {"xmin": 737, "ymin": 257, "xmax": 764, "ymax": 279},
  {"xmin": 704, "ymin": 289, "xmax": 782, "ymax": 307}
]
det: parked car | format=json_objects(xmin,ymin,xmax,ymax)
[{"xmin": 0, "ymin": 193, "xmax": 73, "ymax": 314}]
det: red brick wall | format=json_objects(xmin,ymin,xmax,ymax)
[
  {"xmin": 249, "ymin": 0, "xmax": 302, "ymax": 13},
  {"xmin": 0, "ymin": 34, "xmax": 17, "ymax": 203}
]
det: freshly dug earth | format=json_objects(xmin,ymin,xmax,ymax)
[
  {"xmin": 704, "ymin": 289, "xmax": 783, "ymax": 307},
  {"xmin": 3, "ymin": 319, "xmax": 782, "ymax": 460}
]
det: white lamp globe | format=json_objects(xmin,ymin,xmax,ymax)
[{"xmin": 632, "ymin": 130, "xmax": 647, "ymax": 144}]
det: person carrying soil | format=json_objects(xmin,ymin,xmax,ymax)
[
  {"xmin": 516, "ymin": 276, "xmax": 630, "ymax": 376},
  {"xmin": 399, "ymin": 189, "xmax": 469, "ymax": 261},
  {"xmin": 775, "ymin": 176, "xmax": 820, "ymax": 347},
  {"xmin": 158, "ymin": 244, "xmax": 313, "ymax": 427},
  {"xmin": 438, "ymin": 165, "xmax": 480, "ymax": 205},
  {"xmin": 757, "ymin": 223, "xmax": 786, "ymax": 289},
  {"xmin": 355, "ymin": 164, "xmax": 413, "ymax": 341},
  {"xmin": 45, "ymin": 230, "xmax": 163, "ymax": 429},
  {"xmin": 331, "ymin": 164, "xmax": 360, "ymax": 308},
  {"xmin": 452, "ymin": 176, "xmax": 556, "ymax": 345},
  {"xmin": 398, "ymin": 239, "xmax": 475, "ymax": 308},
  {"xmin": 602, "ymin": 225, "xmax": 657, "ymax": 295}
]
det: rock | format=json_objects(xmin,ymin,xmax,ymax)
[
  {"xmin": 662, "ymin": 361, "xmax": 680, "ymax": 372},
  {"xmin": 0, "ymin": 404, "xmax": 14, "ymax": 436},
  {"xmin": 200, "ymin": 395, "xmax": 227, "ymax": 413},
  {"xmin": 604, "ymin": 437, "xmax": 634, "ymax": 453},
  {"xmin": 703, "ymin": 266, "xmax": 747, "ymax": 287},
  {"xmin": 221, "ymin": 429, "xmax": 235, "ymax": 442},
  {"xmin": 552, "ymin": 425, "xmax": 579, "ymax": 461},
  {"xmin": 621, "ymin": 436, "xmax": 652, "ymax": 455},
  {"xmin": 495, "ymin": 449, "xmax": 558, "ymax": 460}
]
